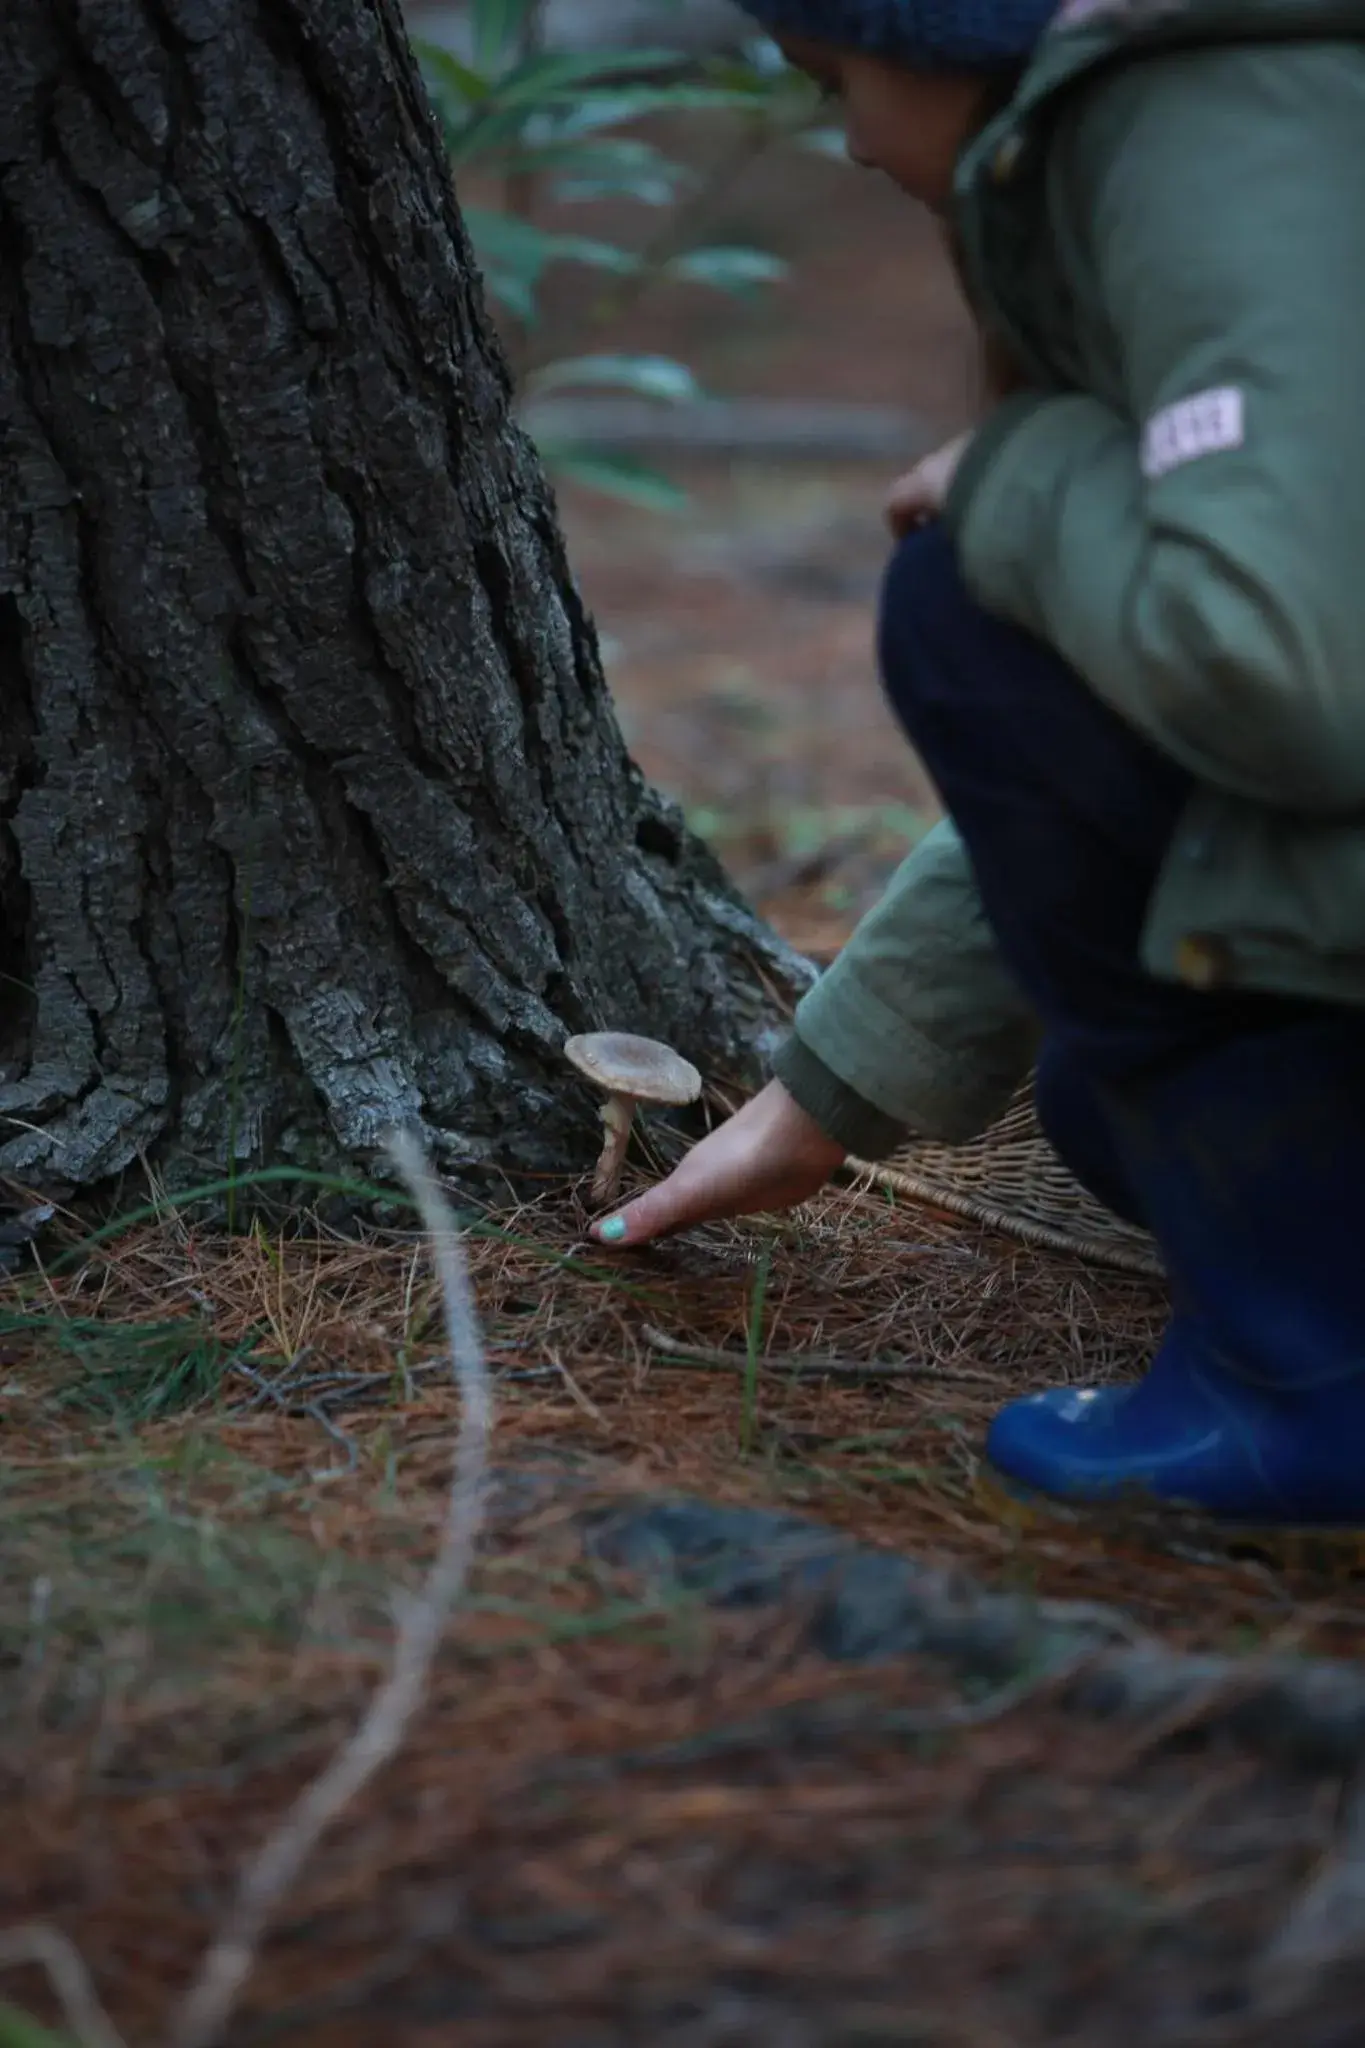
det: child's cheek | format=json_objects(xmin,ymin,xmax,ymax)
[{"xmin": 842, "ymin": 118, "xmax": 872, "ymax": 171}]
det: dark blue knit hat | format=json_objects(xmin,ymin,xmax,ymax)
[{"xmin": 739, "ymin": 0, "xmax": 1058, "ymax": 69}]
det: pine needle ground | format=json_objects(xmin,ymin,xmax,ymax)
[{"xmin": 2, "ymin": 1171, "xmax": 1363, "ymax": 2045}]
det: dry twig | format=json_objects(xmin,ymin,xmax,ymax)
[{"xmin": 639, "ymin": 1324, "xmax": 999, "ymax": 1387}]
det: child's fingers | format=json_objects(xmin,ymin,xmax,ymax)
[
  {"xmin": 885, "ymin": 434, "xmax": 970, "ymax": 534},
  {"xmin": 590, "ymin": 1172, "xmax": 706, "ymax": 1247},
  {"xmin": 884, "ymin": 471, "xmax": 932, "ymax": 536},
  {"xmin": 886, "ymin": 501, "xmax": 928, "ymax": 539},
  {"xmin": 588, "ymin": 1080, "xmax": 846, "ymax": 1250},
  {"xmin": 886, "ymin": 503, "xmax": 934, "ymax": 540}
]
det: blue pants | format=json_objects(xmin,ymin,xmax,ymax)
[{"xmin": 877, "ymin": 525, "xmax": 1316, "ymax": 1220}]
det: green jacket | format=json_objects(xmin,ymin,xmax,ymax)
[{"xmin": 774, "ymin": 0, "xmax": 1365, "ymax": 1156}]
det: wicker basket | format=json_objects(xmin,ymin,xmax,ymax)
[{"xmin": 852, "ymin": 1084, "xmax": 1164, "ymax": 1279}]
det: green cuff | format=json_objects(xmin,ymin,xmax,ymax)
[
  {"xmin": 770, "ymin": 1032, "xmax": 908, "ymax": 1161},
  {"xmin": 791, "ymin": 954, "xmax": 1026, "ymax": 1143},
  {"xmin": 943, "ymin": 391, "xmax": 1055, "ymax": 541}
]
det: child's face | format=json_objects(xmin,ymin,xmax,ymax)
[{"xmin": 777, "ymin": 38, "xmax": 995, "ymax": 214}]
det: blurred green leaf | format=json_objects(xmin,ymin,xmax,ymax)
[
  {"xmin": 706, "ymin": 46, "xmax": 802, "ymax": 89},
  {"xmin": 703, "ymin": 44, "xmax": 825, "ymax": 114},
  {"xmin": 470, "ymin": 0, "xmax": 540, "ymax": 72},
  {"xmin": 539, "ymin": 445, "xmax": 688, "ymax": 512},
  {"xmin": 428, "ymin": 16, "xmax": 796, "ymax": 516},
  {"xmin": 800, "ymin": 125, "xmax": 850, "ymax": 162},
  {"xmin": 489, "ymin": 47, "xmax": 686, "ymax": 109},
  {"xmin": 550, "ymin": 85, "xmax": 780, "ymax": 136},
  {"xmin": 526, "ymin": 353, "xmax": 702, "ymax": 403},
  {"xmin": 464, "ymin": 208, "xmax": 641, "ymax": 318},
  {"xmin": 413, "ymin": 40, "xmax": 491, "ymax": 110},
  {"xmin": 0, "ymin": 2004, "xmax": 77, "ymax": 2048},
  {"xmin": 667, "ymin": 246, "xmax": 789, "ymax": 293},
  {"xmin": 480, "ymin": 268, "xmax": 538, "ymax": 326},
  {"xmin": 550, "ymin": 167, "xmax": 682, "ymax": 206},
  {"xmin": 548, "ymin": 142, "xmax": 688, "ymax": 205},
  {"xmin": 444, "ymin": 103, "xmax": 543, "ymax": 166},
  {"xmin": 444, "ymin": 83, "xmax": 779, "ymax": 168},
  {"xmin": 685, "ymin": 804, "xmax": 728, "ymax": 841},
  {"xmin": 500, "ymin": 130, "xmax": 681, "ymax": 176},
  {"xmin": 736, "ymin": 34, "xmax": 795, "ymax": 79}
]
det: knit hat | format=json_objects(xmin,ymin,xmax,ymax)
[{"xmin": 737, "ymin": 0, "xmax": 1059, "ymax": 69}]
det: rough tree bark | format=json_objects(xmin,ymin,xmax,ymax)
[{"xmin": 0, "ymin": 0, "xmax": 809, "ymax": 1196}]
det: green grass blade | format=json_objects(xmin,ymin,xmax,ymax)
[
  {"xmin": 0, "ymin": 2001, "xmax": 78, "ymax": 2048},
  {"xmin": 740, "ymin": 1247, "xmax": 772, "ymax": 1458}
]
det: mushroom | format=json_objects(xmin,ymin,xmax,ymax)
[{"xmin": 564, "ymin": 1031, "xmax": 702, "ymax": 1206}]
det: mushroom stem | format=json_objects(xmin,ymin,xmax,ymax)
[{"xmin": 591, "ymin": 1094, "xmax": 636, "ymax": 1205}]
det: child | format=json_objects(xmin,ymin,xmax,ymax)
[{"xmin": 593, "ymin": 0, "xmax": 1365, "ymax": 1543}]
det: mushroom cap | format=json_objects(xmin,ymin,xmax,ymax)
[{"xmin": 564, "ymin": 1031, "xmax": 702, "ymax": 1106}]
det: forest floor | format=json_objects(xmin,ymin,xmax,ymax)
[
  {"xmin": 4, "ymin": 115, "xmax": 1365, "ymax": 2048},
  {"xmin": 6, "ymin": 1183, "xmax": 1365, "ymax": 2048}
]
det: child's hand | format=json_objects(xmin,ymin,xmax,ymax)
[
  {"xmin": 588, "ymin": 1078, "xmax": 846, "ymax": 1249},
  {"xmin": 885, "ymin": 431, "xmax": 973, "ymax": 538}
]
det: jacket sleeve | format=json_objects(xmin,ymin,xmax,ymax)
[
  {"xmin": 770, "ymin": 817, "xmax": 1040, "ymax": 1153},
  {"xmin": 946, "ymin": 45, "xmax": 1365, "ymax": 814}
]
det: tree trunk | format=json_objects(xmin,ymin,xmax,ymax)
[{"xmin": 0, "ymin": 0, "xmax": 809, "ymax": 1198}]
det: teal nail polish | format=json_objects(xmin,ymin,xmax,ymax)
[{"xmin": 599, "ymin": 1215, "xmax": 627, "ymax": 1243}]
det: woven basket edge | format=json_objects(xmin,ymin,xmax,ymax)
[{"xmin": 848, "ymin": 1157, "xmax": 1166, "ymax": 1281}]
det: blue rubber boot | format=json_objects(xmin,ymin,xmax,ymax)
[{"xmin": 985, "ymin": 1016, "xmax": 1365, "ymax": 1534}]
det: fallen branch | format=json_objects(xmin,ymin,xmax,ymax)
[
  {"xmin": 169, "ymin": 1129, "xmax": 492, "ymax": 2048},
  {"xmin": 640, "ymin": 1324, "xmax": 999, "ymax": 1387},
  {"xmin": 554, "ymin": 1640, "xmax": 1109, "ymax": 1783},
  {"xmin": 590, "ymin": 1495, "xmax": 1365, "ymax": 1775}
]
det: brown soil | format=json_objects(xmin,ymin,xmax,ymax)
[{"xmin": 4, "ymin": 1192, "xmax": 1365, "ymax": 2047}]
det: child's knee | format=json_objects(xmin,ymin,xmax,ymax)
[
  {"xmin": 879, "ymin": 522, "xmax": 964, "ymax": 641},
  {"xmin": 877, "ymin": 521, "xmax": 980, "ymax": 731}
]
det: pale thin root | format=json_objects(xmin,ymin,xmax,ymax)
[
  {"xmin": 0, "ymin": 1922, "xmax": 126, "ymax": 2048},
  {"xmin": 169, "ymin": 1128, "xmax": 491, "ymax": 2048}
]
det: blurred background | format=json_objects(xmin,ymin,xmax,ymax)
[{"xmin": 406, "ymin": 0, "xmax": 981, "ymax": 960}]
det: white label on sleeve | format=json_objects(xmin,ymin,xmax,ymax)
[
  {"xmin": 1140, "ymin": 387, "xmax": 1245, "ymax": 481},
  {"xmin": 1053, "ymin": 0, "xmax": 1117, "ymax": 24},
  {"xmin": 1054, "ymin": 0, "xmax": 1188, "ymax": 30}
]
